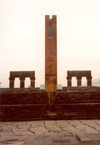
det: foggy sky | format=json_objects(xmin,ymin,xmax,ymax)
[{"xmin": 0, "ymin": 0, "xmax": 100, "ymax": 87}]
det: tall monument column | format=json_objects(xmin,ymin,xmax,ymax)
[
  {"xmin": 45, "ymin": 15, "xmax": 57, "ymax": 92},
  {"xmin": 45, "ymin": 15, "xmax": 57, "ymax": 112}
]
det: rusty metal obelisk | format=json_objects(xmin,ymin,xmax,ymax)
[{"xmin": 45, "ymin": 15, "xmax": 57, "ymax": 92}]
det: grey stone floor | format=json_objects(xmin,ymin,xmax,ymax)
[{"xmin": 0, "ymin": 120, "xmax": 100, "ymax": 145}]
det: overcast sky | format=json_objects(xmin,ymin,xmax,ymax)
[{"xmin": 0, "ymin": 0, "xmax": 100, "ymax": 88}]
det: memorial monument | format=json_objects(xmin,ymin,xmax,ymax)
[
  {"xmin": 45, "ymin": 15, "xmax": 57, "ymax": 112},
  {"xmin": 0, "ymin": 15, "xmax": 100, "ymax": 121}
]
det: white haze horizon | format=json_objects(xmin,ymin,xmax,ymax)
[{"xmin": 0, "ymin": 0, "xmax": 100, "ymax": 88}]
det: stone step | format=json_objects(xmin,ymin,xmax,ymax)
[{"xmin": 1, "ymin": 103, "xmax": 100, "ymax": 121}]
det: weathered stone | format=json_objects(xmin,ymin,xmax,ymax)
[
  {"xmin": 67, "ymin": 71, "xmax": 92, "ymax": 87},
  {"xmin": 77, "ymin": 133, "xmax": 91, "ymax": 142},
  {"xmin": 45, "ymin": 15, "xmax": 57, "ymax": 92},
  {"xmin": 12, "ymin": 129, "xmax": 33, "ymax": 136},
  {"xmin": 53, "ymin": 136, "xmax": 71, "ymax": 143},
  {"xmin": 29, "ymin": 127, "xmax": 48, "ymax": 135},
  {"xmin": 9, "ymin": 71, "xmax": 35, "ymax": 88},
  {"xmin": 1, "ymin": 121, "xmax": 100, "ymax": 144},
  {"xmin": 24, "ymin": 136, "xmax": 53, "ymax": 145}
]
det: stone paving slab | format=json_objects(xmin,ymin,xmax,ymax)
[
  {"xmin": 23, "ymin": 134, "xmax": 100, "ymax": 145},
  {"xmin": 0, "ymin": 120, "xmax": 100, "ymax": 144}
]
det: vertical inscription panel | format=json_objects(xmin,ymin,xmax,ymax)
[{"xmin": 45, "ymin": 15, "xmax": 57, "ymax": 92}]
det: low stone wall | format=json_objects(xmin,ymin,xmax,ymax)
[
  {"xmin": 0, "ymin": 87, "xmax": 100, "ymax": 121},
  {"xmin": 0, "ymin": 91, "xmax": 48, "ymax": 105}
]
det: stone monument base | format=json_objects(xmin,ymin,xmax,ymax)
[{"xmin": 0, "ymin": 87, "xmax": 100, "ymax": 121}]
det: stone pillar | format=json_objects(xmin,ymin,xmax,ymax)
[
  {"xmin": 77, "ymin": 76, "xmax": 82, "ymax": 87},
  {"xmin": 30, "ymin": 77, "xmax": 35, "ymax": 88},
  {"xmin": 87, "ymin": 77, "xmax": 92, "ymax": 86},
  {"xmin": 67, "ymin": 77, "xmax": 72, "ymax": 87},
  {"xmin": 20, "ymin": 77, "xmax": 25, "ymax": 88},
  {"xmin": 9, "ymin": 78, "xmax": 14, "ymax": 88},
  {"xmin": 45, "ymin": 15, "xmax": 57, "ymax": 92}
]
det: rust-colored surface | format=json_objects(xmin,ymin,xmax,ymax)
[{"xmin": 45, "ymin": 15, "xmax": 57, "ymax": 92}]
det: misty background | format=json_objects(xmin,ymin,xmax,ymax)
[{"xmin": 0, "ymin": 0, "xmax": 100, "ymax": 88}]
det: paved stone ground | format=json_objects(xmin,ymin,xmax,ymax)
[{"xmin": 0, "ymin": 120, "xmax": 100, "ymax": 145}]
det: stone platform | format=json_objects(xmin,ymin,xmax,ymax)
[
  {"xmin": 0, "ymin": 120, "xmax": 100, "ymax": 145},
  {"xmin": 0, "ymin": 87, "xmax": 100, "ymax": 121}
]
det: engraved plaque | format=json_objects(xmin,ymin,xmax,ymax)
[{"xmin": 47, "ymin": 28, "xmax": 54, "ymax": 36}]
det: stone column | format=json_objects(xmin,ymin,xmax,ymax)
[
  {"xmin": 45, "ymin": 15, "xmax": 57, "ymax": 92},
  {"xmin": 67, "ymin": 77, "xmax": 72, "ymax": 87},
  {"xmin": 9, "ymin": 78, "xmax": 14, "ymax": 88},
  {"xmin": 87, "ymin": 77, "xmax": 92, "ymax": 86},
  {"xmin": 30, "ymin": 77, "xmax": 35, "ymax": 88},
  {"xmin": 20, "ymin": 77, "xmax": 25, "ymax": 88},
  {"xmin": 77, "ymin": 76, "xmax": 82, "ymax": 87}
]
